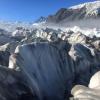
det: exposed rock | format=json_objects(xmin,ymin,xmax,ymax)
[
  {"xmin": 47, "ymin": 7, "xmax": 87, "ymax": 23},
  {"xmin": 34, "ymin": 16, "xmax": 47, "ymax": 23},
  {"xmin": 47, "ymin": 1, "xmax": 100, "ymax": 23}
]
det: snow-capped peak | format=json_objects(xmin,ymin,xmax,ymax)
[
  {"xmin": 70, "ymin": 1, "xmax": 100, "ymax": 10},
  {"xmin": 34, "ymin": 16, "xmax": 47, "ymax": 23},
  {"xmin": 32, "ymin": 16, "xmax": 47, "ymax": 27},
  {"xmin": 69, "ymin": 1, "xmax": 100, "ymax": 17}
]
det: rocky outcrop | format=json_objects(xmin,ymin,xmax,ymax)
[
  {"xmin": 34, "ymin": 16, "xmax": 47, "ymax": 23},
  {"xmin": 47, "ymin": 7, "xmax": 86, "ymax": 23}
]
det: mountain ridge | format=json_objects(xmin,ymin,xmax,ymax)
[{"xmin": 46, "ymin": 1, "xmax": 100, "ymax": 23}]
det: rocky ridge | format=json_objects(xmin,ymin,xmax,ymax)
[{"xmin": 47, "ymin": 1, "xmax": 100, "ymax": 23}]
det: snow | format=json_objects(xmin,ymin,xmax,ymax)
[
  {"xmin": 70, "ymin": 1, "xmax": 100, "ymax": 10},
  {"xmin": 0, "ymin": 20, "xmax": 32, "ymax": 32},
  {"xmin": 32, "ymin": 21, "xmax": 46, "ymax": 26},
  {"xmin": 69, "ymin": 1, "xmax": 100, "ymax": 16},
  {"xmin": 64, "ymin": 26, "xmax": 100, "ymax": 38}
]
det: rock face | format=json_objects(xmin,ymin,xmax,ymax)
[
  {"xmin": 47, "ymin": 7, "xmax": 86, "ymax": 23},
  {"xmin": 47, "ymin": 1, "xmax": 100, "ymax": 23},
  {"xmin": 34, "ymin": 16, "xmax": 47, "ymax": 23}
]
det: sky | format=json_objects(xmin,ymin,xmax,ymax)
[{"xmin": 0, "ymin": 0, "xmax": 96, "ymax": 22}]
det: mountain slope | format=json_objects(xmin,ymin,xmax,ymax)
[{"xmin": 47, "ymin": 1, "xmax": 100, "ymax": 23}]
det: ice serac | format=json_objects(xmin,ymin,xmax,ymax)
[
  {"xmin": 0, "ymin": 50, "xmax": 10, "ymax": 66},
  {"xmin": 0, "ymin": 42, "xmax": 19, "ymax": 67},
  {"xmin": 12, "ymin": 41, "xmax": 73, "ymax": 100},
  {"xmin": 9, "ymin": 40, "xmax": 100, "ymax": 100},
  {"xmin": 0, "ymin": 65, "xmax": 32, "ymax": 100},
  {"xmin": 69, "ymin": 43, "xmax": 100, "ymax": 86},
  {"xmin": 71, "ymin": 71, "xmax": 100, "ymax": 100}
]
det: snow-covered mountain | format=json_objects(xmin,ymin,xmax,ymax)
[
  {"xmin": 70, "ymin": 1, "xmax": 100, "ymax": 17},
  {"xmin": 32, "ymin": 16, "xmax": 47, "ymax": 27},
  {"xmin": 70, "ymin": 1, "xmax": 100, "ymax": 10},
  {"xmin": 0, "ymin": 17, "xmax": 46, "ymax": 32},
  {"xmin": 47, "ymin": 1, "xmax": 100, "ymax": 23},
  {"xmin": 34, "ymin": 16, "xmax": 47, "ymax": 23},
  {"xmin": 0, "ymin": 1, "xmax": 100, "ymax": 31},
  {"xmin": 0, "ymin": 1, "xmax": 100, "ymax": 35}
]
